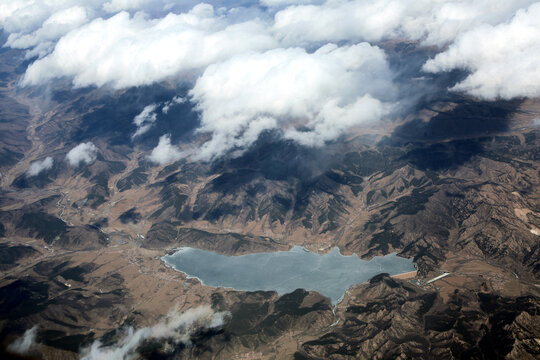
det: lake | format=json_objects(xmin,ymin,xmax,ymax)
[{"xmin": 162, "ymin": 246, "xmax": 415, "ymax": 304}]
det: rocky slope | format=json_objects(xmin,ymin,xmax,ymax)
[{"xmin": 0, "ymin": 43, "xmax": 539, "ymax": 359}]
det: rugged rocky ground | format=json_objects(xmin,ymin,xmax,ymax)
[{"xmin": 0, "ymin": 43, "xmax": 539, "ymax": 359}]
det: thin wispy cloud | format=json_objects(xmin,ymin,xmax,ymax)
[
  {"xmin": 80, "ymin": 305, "xmax": 229, "ymax": 360},
  {"xmin": 7, "ymin": 325, "xmax": 40, "ymax": 355}
]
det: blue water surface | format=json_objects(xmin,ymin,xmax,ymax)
[{"xmin": 163, "ymin": 246, "xmax": 415, "ymax": 304}]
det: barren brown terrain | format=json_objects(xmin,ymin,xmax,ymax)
[{"xmin": 0, "ymin": 43, "xmax": 539, "ymax": 359}]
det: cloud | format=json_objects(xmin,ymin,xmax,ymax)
[
  {"xmin": 0, "ymin": 0, "xmax": 187, "ymax": 35},
  {"xmin": 273, "ymin": 0, "xmax": 538, "ymax": 46},
  {"xmin": 189, "ymin": 43, "xmax": 394, "ymax": 160},
  {"xmin": 7, "ymin": 325, "xmax": 40, "ymax": 355},
  {"xmin": 148, "ymin": 134, "xmax": 185, "ymax": 165},
  {"xmin": 21, "ymin": 4, "xmax": 277, "ymax": 88},
  {"xmin": 0, "ymin": 1, "xmax": 65, "ymax": 34},
  {"xmin": 132, "ymin": 97, "xmax": 186, "ymax": 138},
  {"xmin": 132, "ymin": 104, "xmax": 158, "ymax": 138},
  {"xmin": 261, "ymin": 0, "xmax": 320, "ymax": 6},
  {"xmin": 26, "ymin": 157, "xmax": 53, "ymax": 177},
  {"xmin": 65, "ymin": 142, "xmax": 98, "ymax": 167},
  {"xmin": 103, "ymin": 0, "xmax": 164, "ymax": 13},
  {"xmin": 162, "ymin": 96, "xmax": 185, "ymax": 114},
  {"xmin": 80, "ymin": 305, "xmax": 229, "ymax": 360},
  {"xmin": 4, "ymin": 0, "xmax": 540, "ymax": 163},
  {"xmin": 423, "ymin": 2, "xmax": 540, "ymax": 100},
  {"xmin": 5, "ymin": 6, "xmax": 91, "ymax": 59}
]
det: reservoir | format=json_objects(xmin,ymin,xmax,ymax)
[{"xmin": 162, "ymin": 246, "xmax": 415, "ymax": 304}]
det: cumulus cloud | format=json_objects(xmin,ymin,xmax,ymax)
[
  {"xmin": 7, "ymin": 325, "xmax": 40, "ymax": 355},
  {"xmin": 103, "ymin": 0, "xmax": 165, "ymax": 13},
  {"xmin": 261, "ymin": 0, "xmax": 320, "ymax": 6},
  {"xmin": 148, "ymin": 134, "xmax": 185, "ymax": 165},
  {"xmin": 4, "ymin": 0, "xmax": 540, "ymax": 162},
  {"xmin": 132, "ymin": 104, "xmax": 158, "ymax": 138},
  {"xmin": 423, "ymin": 2, "xmax": 540, "ymax": 100},
  {"xmin": 5, "ymin": 6, "xmax": 91, "ymax": 58},
  {"xmin": 189, "ymin": 43, "xmax": 394, "ymax": 160},
  {"xmin": 273, "ymin": 0, "xmax": 538, "ymax": 46},
  {"xmin": 0, "ymin": 1, "xmax": 104, "ymax": 36},
  {"xmin": 80, "ymin": 305, "xmax": 229, "ymax": 360},
  {"xmin": 26, "ymin": 157, "xmax": 53, "ymax": 177},
  {"xmin": 65, "ymin": 142, "xmax": 98, "ymax": 167},
  {"xmin": 21, "ymin": 4, "xmax": 277, "ymax": 88}
]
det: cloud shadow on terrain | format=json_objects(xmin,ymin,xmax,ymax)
[{"xmin": 387, "ymin": 97, "xmax": 524, "ymax": 171}]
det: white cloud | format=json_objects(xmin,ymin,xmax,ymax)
[
  {"xmin": 7, "ymin": 325, "xmax": 40, "ymax": 355},
  {"xmin": 148, "ymin": 134, "xmax": 184, "ymax": 165},
  {"xmin": 261, "ymin": 0, "xmax": 320, "ymax": 6},
  {"xmin": 0, "ymin": 1, "xmax": 102, "ymax": 34},
  {"xmin": 21, "ymin": 4, "xmax": 277, "ymax": 88},
  {"xmin": 26, "ymin": 157, "xmax": 53, "ymax": 177},
  {"xmin": 132, "ymin": 104, "xmax": 158, "ymax": 138},
  {"xmin": 273, "ymin": 0, "xmax": 538, "ymax": 46},
  {"xmin": 162, "ymin": 96, "xmax": 185, "ymax": 114},
  {"xmin": 423, "ymin": 2, "xmax": 540, "ymax": 100},
  {"xmin": 4, "ymin": 0, "xmax": 540, "ymax": 163},
  {"xmin": 5, "ymin": 6, "xmax": 91, "ymax": 59},
  {"xmin": 132, "ymin": 98, "xmax": 187, "ymax": 138},
  {"xmin": 65, "ymin": 142, "xmax": 98, "ymax": 167},
  {"xmin": 103, "ymin": 0, "xmax": 159, "ymax": 13},
  {"xmin": 190, "ymin": 43, "xmax": 393, "ymax": 160},
  {"xmin": 80, "ymin": 306, "xmax": 229, "ymax": 360},
  {"xmin": 101, "ymin": 0, "xmax": 197, "ymax": 14}
]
